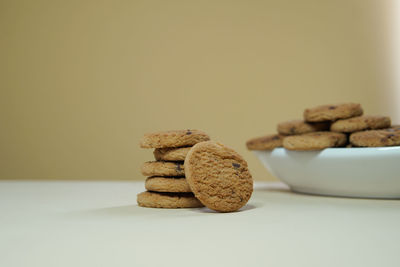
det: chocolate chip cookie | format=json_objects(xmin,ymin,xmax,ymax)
[
  {"xmin": 137, "ymin": 191, "xmax": 204, "ymax": 208},
  {"xmin": 185, "ymin": 141, "xmax": 253, "ymax": 212},
  {"xmin": 153, "ymin": 147, "xmax": 191, "ymax": 161},
  {"xmin": 141, "ymin": 161, "xmax": 185, "ymax": 177},
  {"xmin": 145, "ymin": 177, "xmax": 191, "ymax": 193},
  {"xmin": 277, "ymin": 119, "xmax": 330, "ymax": 135},
  {"xmin": 330, "ymin": 115, "xmax": 391, "ymax": 133},
  {"xmin": 246, "ymin": 134, "xmax": 283, "ymax": 150},
  {"xmin": 350, "ymin": 128, "xmax": 400, "ymax": 147},
  {"xmin": 304, "ymin": 103, "xmax": 363, "ymax": 122},
  {"xmin": 283, "ymin": 131, "xmax": 347, "ymax": 150},
  {"xmin": 140, "ymin": 129, "xmax": 210, "ymax": 148}
]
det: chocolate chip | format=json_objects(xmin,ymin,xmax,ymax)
[
  {"xmin": 176, "ymin": 164, "xmax": 182, "ymax": 172},
  {"xmin": 289, "ymin": 127, "xmax": 295, "ymax": 134},
  {"xmin": 328, "ymin": 106, "xmax": 336, "ymax": 110},
  {"xmin": 272, "ymin": 135, "xmax": 280, "ymax": 140},
  {"xmin": 186, "ymin": 130, "xmax": 192, "ymax": 135},
  {"xmin": 232, "ymin": 163, "xmax": 241, "ymax": 169}
]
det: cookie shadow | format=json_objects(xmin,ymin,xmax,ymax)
[
  {"xmin": 191, "ymin": 203, "xmax": 258, "ymax": 214},
  {"xmin": 254, "ymin": 183, "xmax": 293, "ymax": 195}
]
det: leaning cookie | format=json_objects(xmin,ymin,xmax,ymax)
[
  {"xmin": 185, "ymin": 141, "xmax": 253, "ymax": 212},
  {"xmin": 145, "ymin": 177, "xmax": 192, "ymax": 193},
  {"xmin": 277, "ymin": 119, "xmax": 330, "ymax": 135},
  {"xmin": 304, "ymin": 103, "xmax": 363, "ymax": 122},
  {"xmin": 283, "ymin": 132, "xmax": 347, "ymax": 150},
  {"xmin": 140, "ymin": 129, "xmax": 210, "ymax": 148},
  {"xmin": 350, "ymin": 129, "xmax": 400, "ymax": 147},
  {"xmin": 389, "ymin": 125, "xmax": 400, "ymax": 131},
  {"xmin": 137, "ymin": 191, "xmax": 204, "ymax": 208},
  {"xmin": 153, "ymin": 147, "xmax": 191, "ymax": 161},
  {"xmin": 141, "ymin": 161, "xmax": 185, "ymax": 177},
  {"xmin": 246, "ymin": 134, "xmax": 283, "ymax": 150},
  {"xmin": 331, "ymin": 115, "xmax": 391, "ymax": 133}
]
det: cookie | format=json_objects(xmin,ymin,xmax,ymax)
[
  {"xmin": 145, "ymin": 177, "xmax": 192, "ymax": 193},
  {"xmin": 350, "ymin": 129, "xmax": 400, "ymax": 147},
  {"xmin": 330, "ymin": 115, "xmax": 391, "ymax": 133},
  {"xmin": 140, "ymin": 130, "xmax": 210, "ymax": 148},
  {"xmin": 185, "ymin": 141, "xmax": 253, "ymax": 212},
  {"xmin": 141, "ymin": 161, "xmax": 185, "ymax": 177},
  {"xmin": 246, "ymin": 134, "xmax": 283, "ymax": 150},
  {"xmin": 389, "ymin": 125, "xmax": 400, "ymax": 131},
  {"xmin": 277, "ymin": 119, "xmax": 330, "ymax": 135},
  {"xmin": 153, "ymin": 147, "xmax": 191, "ymax": 161},
  {"xmin": 304, "ymin": 103, "xmax": 363, "ymax": 122},
  {"xmin": 137, "ymin": 191, "xmax": 204, "ymax": 208},
  {"xmin": 283, "ymin": 131, "xmax": 347, "ymax": 150}
]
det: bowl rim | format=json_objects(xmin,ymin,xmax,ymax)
[
  {"xmin": 253, "ymin": 146, "xmax": 400, "ymax": 157},
  {"xmin": 256, "ymin": 146, "xmax": 400, "ymax": 152}
]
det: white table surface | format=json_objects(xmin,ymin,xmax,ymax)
[{"xmin": 1, "ymin": 181, "xmax": 399, "ymax": 267}]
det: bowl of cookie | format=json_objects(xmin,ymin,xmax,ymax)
[{"xmin": 247, "ymin": 103, "xmax": 400, "ymax": 199}]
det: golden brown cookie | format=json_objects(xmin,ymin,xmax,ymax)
[
  {"xmin": 153, "ymin": 147, "xmax": 191, "ymax": 161},
  {"xmin": 137, "ymin": 191, "xmax": 204, "ymax": 208},
  {"xmin": 304, "ymin": 103, "xmax": 363, "ymax": 122},
  {"xmin": 330, "ymin": 115, "xmax": 391, "ymax": 133},
  {"xmin": 283, "ymin": 131, "xmax": 347, "ymax": 150},
  {"xmin": 141, "ymin": 161, "xmax": 185, "ymax": 177},
  {"xmin": 246, "ymin": 134, "xmax": 283, "ymax": 150},
  {"xmin": 390, "ymin": 125, "xmax": 400, "ymax": 131},
  {"xmin": 277, "ymin": 120, "xmax": 330, "ymax": 135},
  {"xmin": 349, "ymin": 129, "xmax": 400, "ymax": 147},
  {"xmin": 145, "ymin": 177, "xmax": 191, "ymax": 193},
  {"xmin": 185, "ymin": 141, "xmax": 253, "ymax": 212},
  {"xmin": 140, "ymin": 130, "xmax": 210, "ymax": 148}
]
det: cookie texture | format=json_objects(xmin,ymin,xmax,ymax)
[
  {"xmin": 137, "ymin": 191, "xmax": 203, "ymax": 208},
  {"xmin": 246, "ymin": 134, "xmax": 283, "ymax": 150},
  {"xmin": 350, "ymin": 128, "xmax": 400, "ymax": 147},
  {"xmin": 140, "ymin": 130, "xmax": 210, "ymax": 148},
  {"xmin": 283, "ymin": 131, "xmax": 347, "ymax": 150},
  {"xmin": 185, "ymin": 141, "xmax": 253, "ymax": 212},
  {"xmin": 141, "ymin": 161, "xmax": 185, "ymax": 177},
  {"xmin": 330, "ymin": 115, "xmax": 391, "ymax": 133},
  {"xmin": 277, "ymin": 119, "xmax": 330, "ymax": 135},
  {"xmin": 304, "ymin": 103, "xmax": 363, "ymax": 122},
  {"xmin": 145, "ymin": 177, "xmax": 192, "ymax": 193},
  {"xmin": 153, "ymin": 147, "xmax": 191, "ymax": 161}
]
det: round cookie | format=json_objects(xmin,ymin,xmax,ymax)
[
  {"xmin": 389, "ymin": 125, "xmax": 400, "ymax": 131},
  {"xmin": 145, "ymin": 177, "xmax": 192, "ymax": 193},
  {"xmin": 283, "ymin": 131, "xmax": 347, "ymax": 150},
  {"xmin": 140, "ymin": 130, "xmax": 210, "ymax": 148},
  {"xmin": 153, "ymin": 147, "xmax": 191, "ymax": 161},
  {"xmin": 330, "ymin": 115, "xmax": 391, "ymax": 133},
  {"xmin": 246, "ymin": 134, "xmax": 283, "ymax": 150},
  {"xmin": 185, "ymin": 141, "xmax": 253, "ymax": 212},
  {"xmin": 137, "ymin": 191, "xmax": 204, "ymax": 208},
  {"xmin": 277, "ymin": 119, "xmax": 330, "ymax": 135},
  {"xmin": 304, "ymin": 103, "xmax": 363, "ymax": 122},
  {"xmin": 141, "ymin": 161, "xmax": 185, "ymax": 177},
  {"xmin": 350, "ymin": 129, "xmax": 400, "ymax": 147}
]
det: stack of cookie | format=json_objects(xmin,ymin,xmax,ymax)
[
  {"xmin": 247, "ymin": 103, "xmax": 400, "ymax": 150},
  {"xmin": 137, "ymin": 129, "xmax": 210, "ymax": 209}
]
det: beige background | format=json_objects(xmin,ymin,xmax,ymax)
[{"xmin": 0, "ymin": 0, "xmax": 396, "ymax": 180}]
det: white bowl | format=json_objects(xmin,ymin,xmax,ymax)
[{"xmin": 254, "ymin": 147, "xmax": 400, "ymax": 199}]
